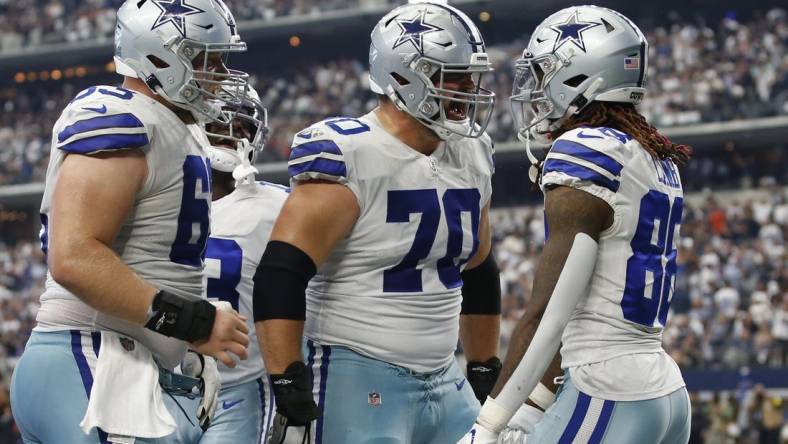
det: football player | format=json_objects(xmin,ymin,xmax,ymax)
[
  {"xmin": 10, "ymin": 1, "xmax": 251, "ymax": 442},
  {"xmin": 255, "ymin": 2, "xmax": 502, "ymax": 443},
  {"xmin": 461, "ymin": 5, "xmax": 692, "ymax": 444},
  {"xmin": 173, "ymin": 87, "xmax": 289, "ymax": 443}
]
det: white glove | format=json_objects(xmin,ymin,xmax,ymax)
[
  {"xmin": 182, "ymin": 351, "xmax": 221, "ymax": 431},
  {"xmin": 456, "ymin": 423, "xmax": 501, "ymax": 444},
  {"xmin": 507, "ymin": 404, "xmax": 544, "ymax": 435}
]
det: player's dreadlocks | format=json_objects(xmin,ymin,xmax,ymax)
[{"xmin": 553, "ymin": 102, "xmax": 692, "ymax": 165}]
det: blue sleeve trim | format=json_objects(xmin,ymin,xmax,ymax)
[
  {"xmin": 59, "ymin": 133, "xmax": 150, "ymax": 154},
  {"xmin": 289, "ymin": 140, "xmax": 343, "ymax": 161},
  {"xmin": 543, "ymin": 158, "xmax": 620, "ymax": 193},
  {"xmin": 288, "ymin": 157, "xmax": 347, "ymax": 179},
  {"xmin": 550, "ymin": 140, "xmax": 623, "ymax": 176},
  {"xmin": 58, "ymin": 113, "xmax": 145, "ymax": 143}
]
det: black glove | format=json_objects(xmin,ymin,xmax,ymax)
[
  {"xmin": 267, "ymin": 361, "xmax": 321, "ymax": 444},
  {"xmin": 466, "ymin": 357, "xmax": 502, "ymax": 403}
]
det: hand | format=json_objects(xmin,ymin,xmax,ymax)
[
  {"xmin": 467, "ymin": 357, "xmax": 502, "ymax": 403},
  {"xmin": 182, "ymin": 351, "xmax": 221, "ymax": 431},
  {"xmin": 191, "ymin": 305, "xmax": 249, "ymax": 368},
  {"xmin": 456, "ymin": 423, "xmax": 501, "ymax": 444},
  {"xmin": 267, "ymin": 361, "xmax": 320, "ymax": 444},
  {"xmin": 507, "ymin": 404, "xmax": 544, "ymax": 435}
]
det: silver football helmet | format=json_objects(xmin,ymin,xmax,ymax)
[
  {"xmin": 114, "ymin": 0, "xmax": 249, "ymax": 123},
  {"xmin": 510, "ymin": 5, "xmax": 648, "ymax": 145},
  {"xmin": 369, "ymin": 2, "xmax": 495, "ymax": 140},
  {"xmin": 205, "ymin": 85, "xmax": 268, "ymax": 183}
]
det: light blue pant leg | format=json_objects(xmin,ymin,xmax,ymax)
[
  {"xmin": 529, "ymin": 372, "xmax": 691, "ymax": 444},
  {"xmin": 302, "ymin": 340, "xmax": 479, "ymax": 444},
  {"xmin": 412, "ymin": 361, "xmax": 479, "ymax": 444},
  {"xmin": 200, "ymin": 378, "xmax": 274, "ymax": 444},
  {"xmin": 10, "ymin": 330, "xmax": 198, "ymax": 444}
]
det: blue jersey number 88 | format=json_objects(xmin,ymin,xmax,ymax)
[{"xmin": 621, "ymin": 190, "xmax": 683, "ymax": 327}]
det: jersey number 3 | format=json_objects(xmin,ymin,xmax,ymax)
[
  {"xmin": 383, "ymin": 188, "xmax": 481, "ymax": 293},
  {"xmin": 622, "ymin": 190, "xmax": 683, "ymax": 327}
]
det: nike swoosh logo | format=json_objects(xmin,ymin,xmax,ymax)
[
  {"xmin": 195, "ymin": 23, "xmax": 214, "ymax": 30},
  {"xmin": 82, "ymin": 105, "xmax": 107, "ymax": 114},
  {"xmin": 577, "ymin": 130, "xmax": 603, "ymax": 139},
  {"xmin": 455, "ymin": 379, "xmax": 466, "ymax": 390},
  {"xmin": 222, "ymin": 399, "xmax": 244, "ymax": 410}
]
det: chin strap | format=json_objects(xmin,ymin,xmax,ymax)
[{"xmin": 232, "ymin": 138, "xmax": 259, "ymax": 186}]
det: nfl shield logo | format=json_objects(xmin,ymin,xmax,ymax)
[
  {"xmin": 368, "ymin": 392, "xmax": 382, "ymax": 407},
  {"xmin": 119, "ymin": 337, "xmax": 135, "ymax": 352}
]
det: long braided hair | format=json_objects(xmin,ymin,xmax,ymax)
[{"xmin": 553, "ymin": 102, "xmax": 692, "ymax": 165}]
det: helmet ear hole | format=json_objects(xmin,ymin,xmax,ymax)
[
  {"xmin": 564, "ymin": 74, "xmax": 588, "ymax": 88},
  {"xmin": 147, "ymin": 55, "xmax": 170, "ymax": 68},
  {"xmin": 391, "ymin": 73, "xmax": 410, "ymax": 86}
]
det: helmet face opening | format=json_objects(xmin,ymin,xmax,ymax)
[
  {"xmin": 205, "ymin": 88, "xmax": 268, "ymax": 172},
  {"xmin": 420, "ymin": 60, "xmax": 495, "ymax": 139},
  {"xmin": 510, "ymin": 52, "xmax": 561, "ymax": 140}
]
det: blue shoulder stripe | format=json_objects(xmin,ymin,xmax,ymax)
[
  {"xmin": 543, "ymin": 158, "xmax": 620, "ymax": 192},
  {"xmin": 59, "ymin": 133, "xmax": 149, "ymax": 154},
  {"xmin": 290, "ymin": 140, "xmax": 343, "ymax": 161},
  {"xmin": 289, "ymin": 157, "xmax": 347, "ymax": 179},
  {"xmin": 58, "ymin": 113, "xmax": 144, "ymax": 143},
  {"xmin": 550, "ymin": 140, "xmax": 623, "ymax": 176}
]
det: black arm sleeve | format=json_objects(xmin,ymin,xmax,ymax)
[
  {"xmin": 252, "ymin": 240, "xmax": 317, "ymax": 322},
  {"xmin": 460, "ymin": 251, "xmax": 502, "ymax": 315}
]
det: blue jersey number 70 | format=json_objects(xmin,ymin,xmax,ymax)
[{"xmin": 383, "ymin": 188, "xmax": 481, "ymax": 293}]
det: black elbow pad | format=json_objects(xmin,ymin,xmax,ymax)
[
  {"xmin": 460, "ymin": 252, "xmax": 501, "ymax": 315},
  {"xmin": 252, "ymin": 241, "xmax": 317, "ymax": 322}
]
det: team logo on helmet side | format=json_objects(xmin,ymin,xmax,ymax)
[
  {"xmin": 151, "ymin": 0, "xmax": 206, "ymax": 37},
  {"xmin": 392, "ymin": 10, "xmax": 443, "ymax": 54},
  {"xmin": 549, "ymin": 11, "xmax": 601, "ymax": 53}
]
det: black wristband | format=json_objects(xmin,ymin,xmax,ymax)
[
  {"xmin": 253, "ymin": 241, "xmax": 317, "ymax": 322},
  {"xmin": 467, "ymin": 356, "xmax": 502, "ymax": 403},
  {"xmin": 144, "ymin": 290, "xmax": 216, "ymax": 342},
  {"xmin": 460, "ymin": 251, "xmax": 502, "ymax": 315}
]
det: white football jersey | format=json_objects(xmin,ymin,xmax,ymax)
[
  {"xmin": 288, "ymin": 112, "xmax": 494, "ymax": 373},
  {"xmin": 35, "ymin": 85, "xmax": 212, "ymax": 369},
  {"xmin": 206, "ymin": 181, "xmax": 289, "ymax": 387},
  {"xmin": 541, "ymin": 126, "xmax": 685, "ymax": 400}
]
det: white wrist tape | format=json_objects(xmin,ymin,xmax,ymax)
[
  {"xmin": 477, "ymin": 396, "xmax": 516, "ymax": 433},
  {"xmin": 528, "ymin": 382, "xmax": 556, "ymax": 410}
]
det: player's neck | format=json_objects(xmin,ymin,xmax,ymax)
[
  {"xmin": 122, "ymin": 77, "xmax": 197, "ymax": 125},
  {"xmin": 211, "ymin": 171, "xmax": 234, "ymax": 201},
  {"xmin": 374, "ymin": 102, "xmax": 441, "ymax": 156}
]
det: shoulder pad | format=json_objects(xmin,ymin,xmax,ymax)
[
  {"xmin": 542, "ymin": 127, "xmax": 630, "ymax": 193},
  {"xmin": 55, "ymin": 86, "xmax": 149, "ymax": 155},
  {"xmin": 288, "ymin": 117, "xmax": 370, "ymax": 183}
]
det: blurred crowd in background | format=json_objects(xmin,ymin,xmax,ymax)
[{"xmin": 0, "ymin": 8, "xmax": 787, "ymax": 184}]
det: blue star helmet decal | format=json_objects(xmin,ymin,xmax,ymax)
[
  {"xmin": 392, "ymin": 10, "xmax": 443, "ymax": 54},
  {"xmin": 151, "ymin": 0, "xmax": 206, "ymax": 38},
  {"xmin": 549, "ymin": 11, "xmax": 601, "ymax": 53}
]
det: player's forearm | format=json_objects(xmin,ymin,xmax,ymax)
[
  {"xmin": 49, "ymin": 237, "xmax": 156, "ymax": 325},
  {"xmin": 460, "ymin": 314, "xmax": 500, "ymax": 362},
  {"xmin": 256, "ymin": 319, "xmax": 305, "ymax": 374}
]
